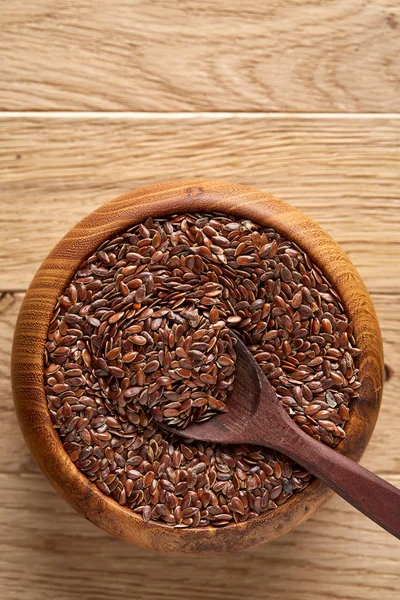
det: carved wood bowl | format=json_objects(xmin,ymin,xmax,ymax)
[{"xmin": 11, "ymin": 180, "xmax": 383, "ymax": 554}]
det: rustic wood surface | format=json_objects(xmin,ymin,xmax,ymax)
[
  {"xmin": 1, "ymin": 116, "xmax": 399, "ymax": 292},
  {"xmin": 0, "ymin": 0, "xmax": 399, "ymax": 597},
  {"xmin": 1, "ymin": 0, "xmax": 400, "ymax": 112}
]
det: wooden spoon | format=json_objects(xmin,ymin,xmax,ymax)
[{"xmin": 165, "ymin": 334, "xmax": 400, "ymax": 539}]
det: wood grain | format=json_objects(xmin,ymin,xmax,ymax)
[
  {"xmin": 1, "ymin": 115, "xmax": 399, "ymax": 292},
  {"xmin": 1, "ymin": 1, "xmax": 399, "ymax": 112},
  {"xmin": 1, "ymin": 291, "xmax": 400, "ymax": 597},
  {"xmin": 1, "ymin": 0, "xmax": 400, "ymax": 588}
]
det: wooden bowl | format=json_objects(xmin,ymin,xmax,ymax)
[{"xmin": 12, "ymin": 180, "xmax": 383, "ymax": 554}]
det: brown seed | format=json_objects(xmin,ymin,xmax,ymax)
[
  {"xmin": 182, "ymin": 507, "xmax": 199, "ymax": 519},
  {"xmin": 109, "ymin": 366, "xmax": 125, "ymax": 378},
  {"xmin": 109, "ymin": 312, "xmax": 125, "ymax": 324},
  {"xmin": 130, "ymin": 335, "xmax": 147, "ymax": 346},
  {"xmin": 106, "ymin": 417, "xmax": 121, "ymax": 429},
  {"xmin": 126, "ymin": 324, "xmax": 143, "ymax": 334},
  {"xmin": 124, "ymin": 387, "xmax": 142, "ymax": 397},
  {"xmin": 319, "ymin": 420, "xmax": 336, "ymax": 432},
  {"xmin": 199, "ymin": 373, "xmax": 217, "ymax": 385},
  {"xmin": 86, "ymin": 316, "xmax": 101, "ymax": 328},
  {"xmin": 209, "ymin": 306, "xmax": 219, "ymax": 324},
  {"xmin": 122, "ymin": 351, "xmax": 138, "ymax": 363},
  {"xmin": 229, "ymin": 497, "xmax": 245, "ymax": 515},
  {"xmin": 218, "ymin": 355, "xmax": 234, "ymax": 367},
  {"xmin": 106, "ymin": 347, "xmax": 121, "ymax": 360},
  {"xmin": 144, "ymin": 360, "xmax": 160, "ymax": 373},
  {"xmin": 176, "ymin": 368, "xmax": 191, "ymax": 379},
  {"xmin": 227, "ymin": 315, "xmax": 242, "ymax": 324},
  {"xmin": 135, "ymin": 285, "xmax": 147, "ymax": 303},
  {"xmin": 127, "ymin": 470, "xmax": 142, "ymax": 480}
]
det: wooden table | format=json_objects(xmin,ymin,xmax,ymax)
[{"xmin": 1, "ymin": 2, "xmax": 399, "ymax": 598}]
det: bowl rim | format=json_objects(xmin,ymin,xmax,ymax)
[{"xmin": 11, "ymin": 179, "xmax": 383, "ymax": 554}]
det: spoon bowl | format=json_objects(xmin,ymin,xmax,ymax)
[{"xmin": 163, "ymin": 332, "xmax": 293, "ymax": 447}]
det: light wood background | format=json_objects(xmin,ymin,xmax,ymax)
[{"xmin": 1, "ymin": 1, "xmax": 399, "ymax": 599}]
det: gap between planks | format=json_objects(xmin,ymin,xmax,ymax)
[{"xmin": 1, "ymin": 112, "xmax": 400, "ymax": 119}]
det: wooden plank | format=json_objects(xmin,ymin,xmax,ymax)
[
  {"xmin": 2, "ymin": 473, "xmax": 399, "ymax": 600},
  {"xmin": 1, "ymin": 115, "xmax": 399, "ymax": 292},
  {"xmin": 0, "ymin": 1, "xmax": 399, "ymax": 112}
]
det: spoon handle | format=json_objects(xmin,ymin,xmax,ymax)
[{"xmin": 280, "ymin": 430, "xmax": 400, "ymax": 539}]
